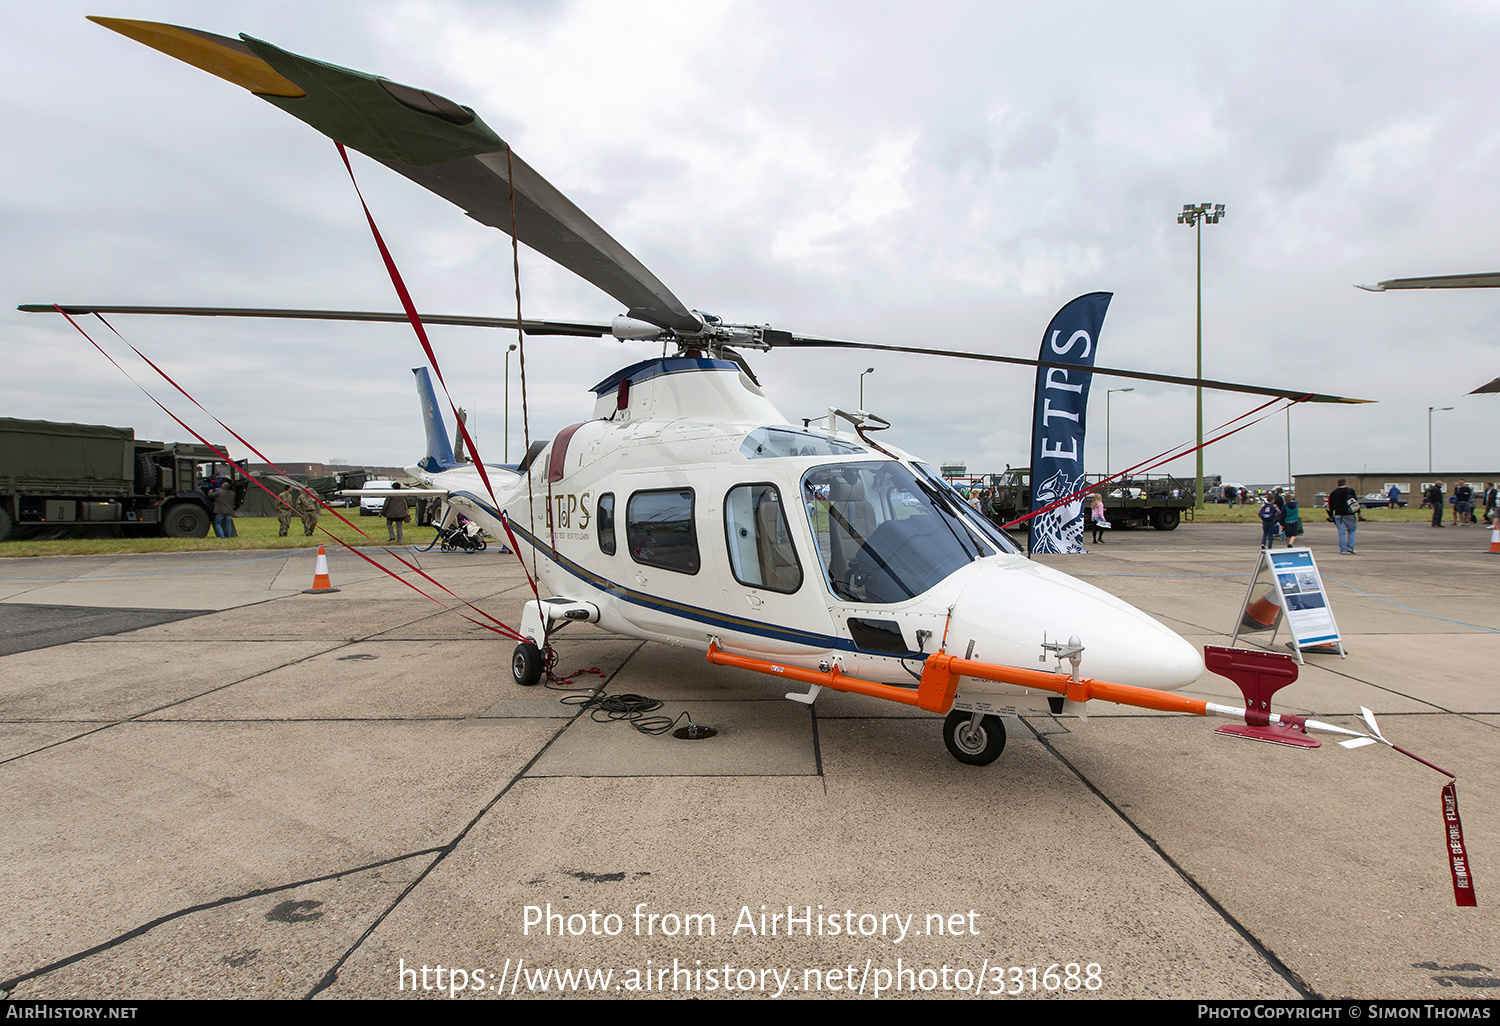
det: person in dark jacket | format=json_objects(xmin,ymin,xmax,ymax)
[
  {"xmin": 209, "ymin": 481, "xmax": 237, "ymax": 539},
  {"xmin": 383, "ymin": 483, "xmax": 409, "ymax": 543},
  {"xmin": 1328, "ymin": 479, "xmax": 1359, "ymax": 553},
  {"xmin": 1258, "ymin": 495, "xmax": 1282, "ymax": 549},
  {"xmin": 1426, "ymin": 482, "xmax": 1445, "ymax": 528}
]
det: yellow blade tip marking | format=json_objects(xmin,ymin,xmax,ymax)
[{"xmin": 88, "ymin": 16, "xmax": 305, "ymax": 97}]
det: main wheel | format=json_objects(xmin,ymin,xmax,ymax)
[
  {"xmin": 943, "ymin": 710, "xmax": 1005, "ymax": 765},
  {"xmin": 1152, "ymin": 508, "xmax": 1181, "ymax": 531},
  {"xmin": 512, "ymin": 643, "xmax": 544, "ymax": 687},
  {"xmin": 161, "ymin": 502, "xmax": 210, "ymax": 538}
]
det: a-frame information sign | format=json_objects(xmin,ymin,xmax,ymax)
[{"xmin": 1230, "ymin": 547, "xmax": 1345, "ymax": 664}]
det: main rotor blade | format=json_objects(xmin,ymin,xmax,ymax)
[
  {"xmin": 88, "ymin": 17, "xmax": 701, "ymax": 334},
  {"xmin": 1470, "ymin": 376, "xmax": 1500, "ymax": 395},
  {"xmin": 1358, "ymin": 270, "xmax": 1500, "ymax": 291},
  {"xmin": 18, "ymin": 304, "xmax": 613, "ymax": 337},
  {"xmin": 763, "ymin": 331, "xmax": 1371, "ymax": 404}
]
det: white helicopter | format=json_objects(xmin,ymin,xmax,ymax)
[{"xmin": 31, "ymin": 18, "xmax": 1370, "ymax": 766}]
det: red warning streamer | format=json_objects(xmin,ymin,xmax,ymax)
[{"xmin": 1443, "ymin": 782, "xmax": 1477, "ymax": 907}]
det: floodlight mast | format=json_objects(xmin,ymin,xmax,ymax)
[{"xmin": 1177, "ymin": 202, "xmax": 1225, "ymax": 509}]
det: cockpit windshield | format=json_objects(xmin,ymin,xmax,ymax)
[{"xmin": 801, "ymin": 461, "xmax": 1018, "ymax": 604}]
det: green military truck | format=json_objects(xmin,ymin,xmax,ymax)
[
  {"xmin": 0, "ymin": 417, "xmax": 240, "ymax": 541},
  {"xmin": 982, "ymin": 467, "xmax": 1195, "ymax": 532}
]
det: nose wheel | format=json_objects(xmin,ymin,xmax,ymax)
[
  {"xmin": 943, "ymin": 710, "xmax": 1006, "ymax": 765},
  {"xmin": 512, "ymin": 643, "xmax": 544, "ymax": 687}
]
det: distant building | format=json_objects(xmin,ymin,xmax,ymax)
[
  {"xmin": 245, "ymin": 463, "xmax": 412, "ymax": 482},
  {"xmin": 1293, "ymin": 472, "xmax": 1498, "ymax": 504}
]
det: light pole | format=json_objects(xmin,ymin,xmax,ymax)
[
  {"xmin": 1106, "ymin": 387, "xmax": 1134, "ymax": 480},
  {"xmin": 859, "ymin": 366, "xmax": 875, "ymax": 410},
  {"xmin": 505, "ymin": 343, "xmax": 518, "ymax": 462},
  {"xmin": 1428, "ymin": 405, "xmax": 1453, "ymax": 473},
  {"xmin": 1177, "ymin": 202, "xmax": 1225, "ymax": 509}
]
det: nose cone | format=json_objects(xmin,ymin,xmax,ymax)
[{"xmin": 948, "ymin": 560, "xmax": 1203, "ymax": 689}]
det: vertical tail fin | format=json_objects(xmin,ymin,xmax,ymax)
[{"xmin": 413, "ymin": 367, "xmax": 457, "ymax": 472}]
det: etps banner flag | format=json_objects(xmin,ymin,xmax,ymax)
[{"xmin": 1028, "ymin": 292, "xmax": 1111, "ymax": 554}]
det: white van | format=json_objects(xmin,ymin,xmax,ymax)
[{"xmin": 360, "ymin": 481, "xmax": 395, "ymax": 517}]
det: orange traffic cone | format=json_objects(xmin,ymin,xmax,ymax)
[
  {"xmin": 302, "ymin": 544, "xmax": 340, "ymax": 594},
  {"xmin": 1240, "ymin": 588, "xmax": 1282, "ymax": 631},
  {"xmin": 1490, "ymin": 520, "xmax": 1500, "ymax": 554}
]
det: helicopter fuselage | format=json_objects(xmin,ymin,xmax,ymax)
[{"xmin": 410, "ymin": 357, "xmax": 1205, "ymax": 715}]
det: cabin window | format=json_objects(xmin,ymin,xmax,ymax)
[
  {"xmin": 627, "ymin": 489, "xmax": 699, "ymax": 574},
  {"xmin": 724, "ymin": 484, "xmax": 802, "ymax": 593},
  {"xmin": 597, "ymin": 493, "xmax": 616, "ymax": 555}
]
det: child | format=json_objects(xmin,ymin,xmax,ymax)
[
  {"xmin": 1282, "ymin": 499, "xmax": 1303, "ymax": 548},
  {"xmin": 1089, "ymin": 494, "xmax": 1110, "ymax": 544},
  {"xmin": 1258, "ymin": 495, "xmax": 1282, "ymax": 549}
]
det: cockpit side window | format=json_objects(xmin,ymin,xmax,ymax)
[{"xmin": 724, "ymin": 484, "xmax": 802, "ymax": 593}]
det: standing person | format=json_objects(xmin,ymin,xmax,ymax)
[
  {"xmin": 1329, "ymin": 478, "xmax": 1359, "ymax": 554},
  {"xmin": 1388, "ymin": 483, "xmax": 1400, "ymax": 508},
  {"xmin": 1089, "ymin": 494, "xmax": 1110, "ymax": 544},
  {"xmin": 1282, "ymin": 497, "xmax": 1303, "ymax": 548},
  {"xmin": 1258, "ymin": 494, "xmax": 1282, "ymax": 549},
  {"xmin": 1454, "ymin": 481, "xmax": 1473, "ymax": 526},
  {"xmin": 1484, "ymin": 482, "xmax": 1497, "ymax": 526},
  {"xmin": 1426, "ymin": 482, "xmax": 1445, "ymax": 528},
  {"xmin": 275, "ymin": 484, "xmax": 298, "ymax": 537},
  {"xmin": 209, "ymin": 479, "xmax": 237, "ymax": 539},
  {"xmin": 296, "ymin": 488, "xmax": 320, "ymax": 537},
  {"xmin": 383, "ymin": 483, "xmax": 409, "ymax": 543}
]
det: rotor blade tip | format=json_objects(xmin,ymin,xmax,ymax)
[{"xmin": 89, "ymin": 16, "xmax": 305, "ymax": 97}]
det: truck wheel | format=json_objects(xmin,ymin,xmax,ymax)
[
  {"xmin": 512, "ymin": 643, "xmax": 544, "ymax": 687},
  {"xmin": 943, "ymin": 710, "xmax": 1005, "ymax": 765},
  {"xmin": 1152, "ymin": 509, "xmax": 1181, "ymax": 531},
  {"xmin": 0, "ymin": 507, "xmax": 11, "ymax": 543},
  {"xmin": 161, "ymin": 502, "xmax": 210, "ymax": 538}
]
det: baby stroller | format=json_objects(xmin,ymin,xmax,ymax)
[{"xmin": 438, "ymin": 513, "xmax": 487, "ymax": 552}]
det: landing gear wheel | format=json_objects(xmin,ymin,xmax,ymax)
[
  {"xmin": 943, "ymin": 710, "xmax": 1005, "ymax": 765},
  {"xmin": 512, "ymin": 643, "xmax": 544, "ymax": 687}
]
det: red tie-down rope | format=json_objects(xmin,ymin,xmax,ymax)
[
  {"xmin": 334, "ymin": 143, "xmax": 544, "ymax": 611},
  {"xmin": 57, "ymin": 307, "xmax": 525, "ymax": 642},
  {"xmin": 999, "ymin": 394, "xmax": 1309, "ymax": 530},
  {"xmin": 334, "ymin": 143, "xmax": 501, "ymax": 512}
]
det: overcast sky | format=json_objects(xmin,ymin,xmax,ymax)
[{"xmin": 4, "ymin": 1, "xmax": 1497, "ymax": 486}]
